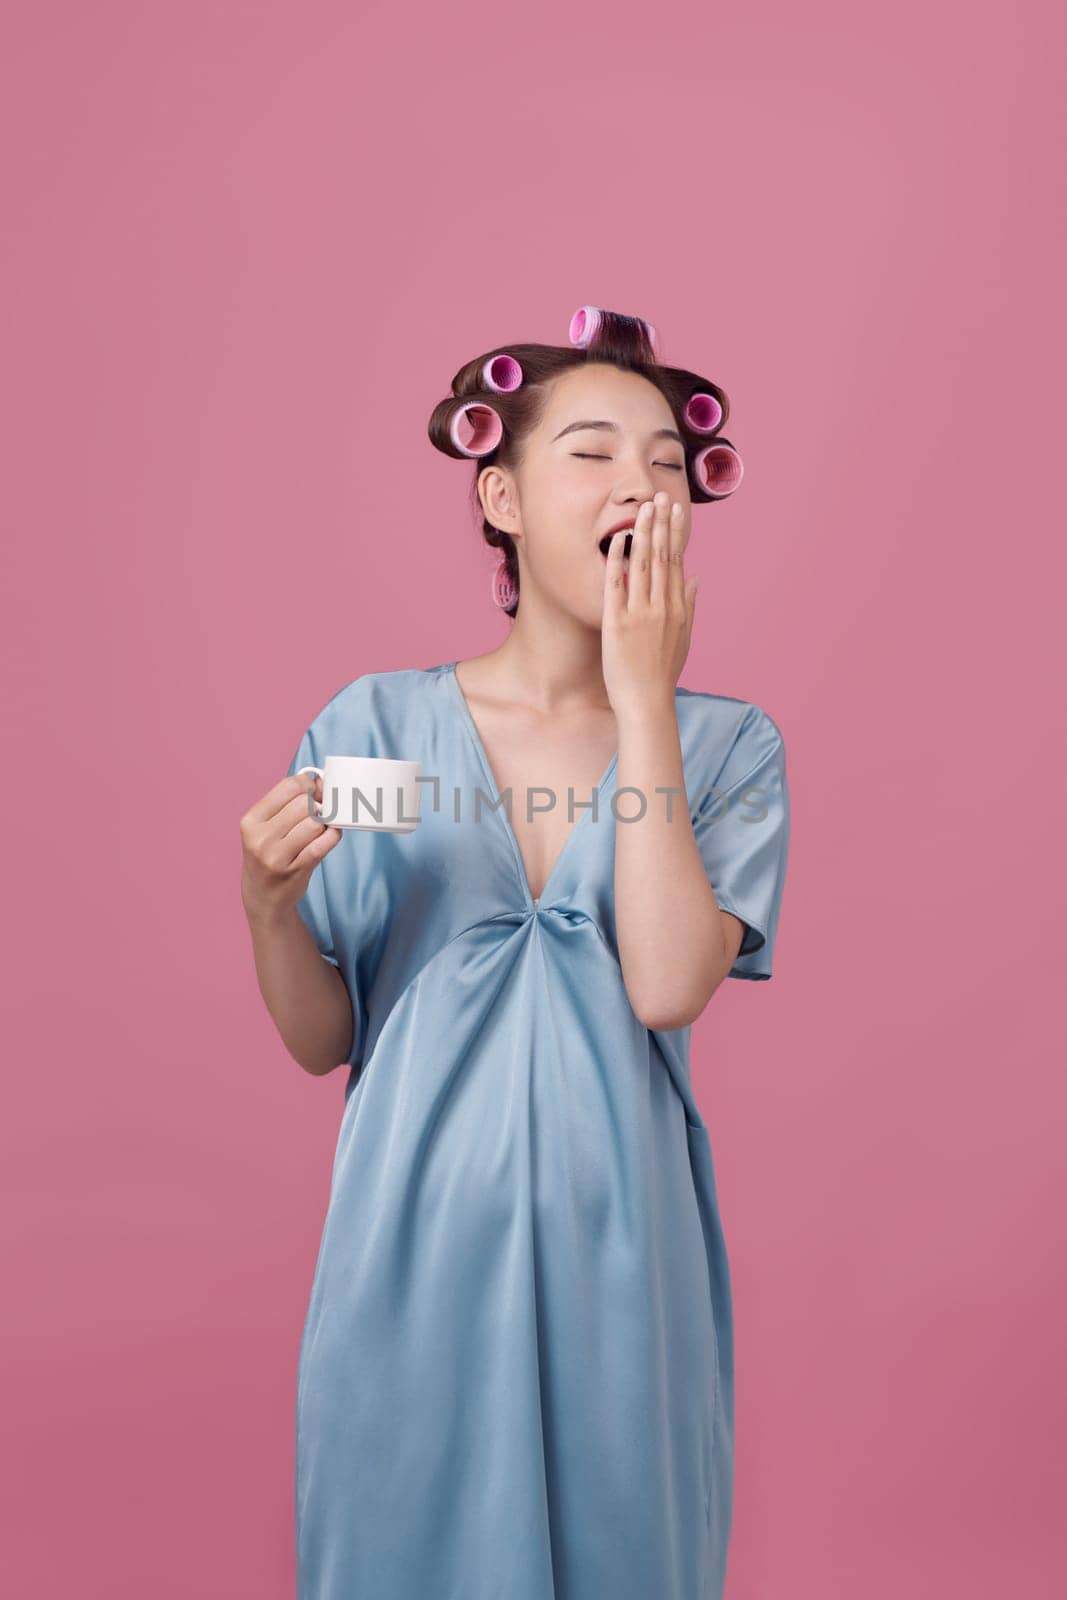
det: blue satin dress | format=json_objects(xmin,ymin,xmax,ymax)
[{"xmin": 285, "ymin": 660, "xmax": 790, "ymax": 1600}]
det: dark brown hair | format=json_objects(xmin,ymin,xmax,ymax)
[{"xmin": 426, "ymin": 308, "xmax": 737, "ymax": 618}]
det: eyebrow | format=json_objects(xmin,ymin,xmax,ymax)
[{"xmin": 552, "ymin": 419, "xmax": 686, "ymax": 447}]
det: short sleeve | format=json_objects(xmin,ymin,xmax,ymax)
[
  {"xmin": 691, "ymin": 704, "xmax": 791, "ymax": 981},
  {"xmin": 285, "ymin": 719, "xmax": 367, "ymax": 1070}
]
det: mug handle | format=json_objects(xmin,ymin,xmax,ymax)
[{"xmin": 295, "ymin": 764, "xmax": 324, "ymax": 817}]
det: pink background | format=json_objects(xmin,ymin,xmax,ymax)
[{"xmin": 3, "ymin": 3, "xmax": 1064, "ymax": 1595}]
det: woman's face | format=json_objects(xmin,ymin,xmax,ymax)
[{"xmin": 482, "ymin": 363, "xmax": 693, "ymax": 629}]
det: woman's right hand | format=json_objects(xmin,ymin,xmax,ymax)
[{"xmin": 239, "ymin": 771, "xmax": 343, "ymax": 928}]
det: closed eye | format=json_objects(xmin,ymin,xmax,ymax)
[{"xmin": 571, "ymin": 453, "xmax": 684, "ymax": 471}]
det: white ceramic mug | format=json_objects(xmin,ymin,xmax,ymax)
[{"xmin": 296, "ymin": 755, "xmax": 423, "ymax": 833}]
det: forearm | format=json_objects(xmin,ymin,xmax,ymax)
[
  {"xmin": 246, "ymin": 906, "xmax": 354, "ymax": 1075},
  {"xmin": 614, "ymin": 696, "xmax": 730, "ymax": 1030}
]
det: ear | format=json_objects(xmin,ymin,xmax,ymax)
[{"xmin": 479, "ymin": 465, "xmax": 522, "ymax": 539}]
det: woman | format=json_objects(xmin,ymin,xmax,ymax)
[{"xmin": 239, "ymin": 305, "xmax": 791, "ymax": 1599}]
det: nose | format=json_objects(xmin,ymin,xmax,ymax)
[{"xmin": 613, "ymin": 463, "xmax": 660, "ymax": 508}]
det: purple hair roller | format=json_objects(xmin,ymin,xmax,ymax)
[
  {"xmin": 449, "ymin": 401, "xmax": 504, "ymax": 458},
  {"xmin": 482, "ymin": 354, "xmax": 523, "ymax": 393},
  {"xmin": 568, "ymin": 305, "xmax": 657, "ymax": 355},
  {"xmin": 683, "ymin": 392, "xmax": 723, "ymax": 434},
  {"xmin": 692, "ymin": 442, "xmax": 744, "ymax": 498}
]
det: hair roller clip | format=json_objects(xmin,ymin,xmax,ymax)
[
  {"xmin": 481, "ymin": 354, "xmax": 523, "ymax": 393},
  {"xmin": 683, "ymin": 392, "xmax": 723, "ymax": 434},
  {"xmin": 692, "ymin": 442, "xmax": 744, "ymax": 499},
  {"xmin": 568, "ymin": 305, "xmax": 657, "ymax": 355},
  {"xmin": 449, "ymin": 401, "xmax": 504, "ymax": 458}
]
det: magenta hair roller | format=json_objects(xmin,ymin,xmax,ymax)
[
  {"xmin": 568, "ymin": 304, "xmax": 657, "ymax": 355},
  {"xmin": 692, "ymin": 442, "xmax": 744, "ymax": 499},
  {"xmin": 449, "ymin": 401, "xmax": 504, "ymax": 458},
  {"xmin": 683, "ymin": 392, "xmax": 723, "ymax": 434},
  {"xmin": 482, "ymin": 354, "xmax": 523, "ymax": 393}
]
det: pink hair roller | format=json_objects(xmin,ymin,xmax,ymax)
[
  {"xmin": 482, "ymin": 354, "xmax": 523, "ymax": 393},
  {"xmin": 568, "ymin": 304, "xmax": 657, "ymax": 355},
  {"xmin": 490, "ymin": 557, "xmax": 518, "ymax": 610},
  {"xmin": 569, "ymin": 306, "xmax": 603, "ymax": 347},
  {"xmin": 683, "ymin": 392, "xmax": 723, "ymax": 434},
  {"xmin": 449, "ymin": 401, "xmax": 504, "ymax": 458},
  {"xmin": 692, "ymin": 442, "xmax": 744, "ymax": 499}
]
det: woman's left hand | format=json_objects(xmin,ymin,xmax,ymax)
[{"xmin": 601, "ymin": 491, "xmax": 699, "ymax": 717}]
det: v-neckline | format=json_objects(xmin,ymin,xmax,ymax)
[{"xmin": 444, "ymin": 660, "xmax": 619, "ymax": 911}]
